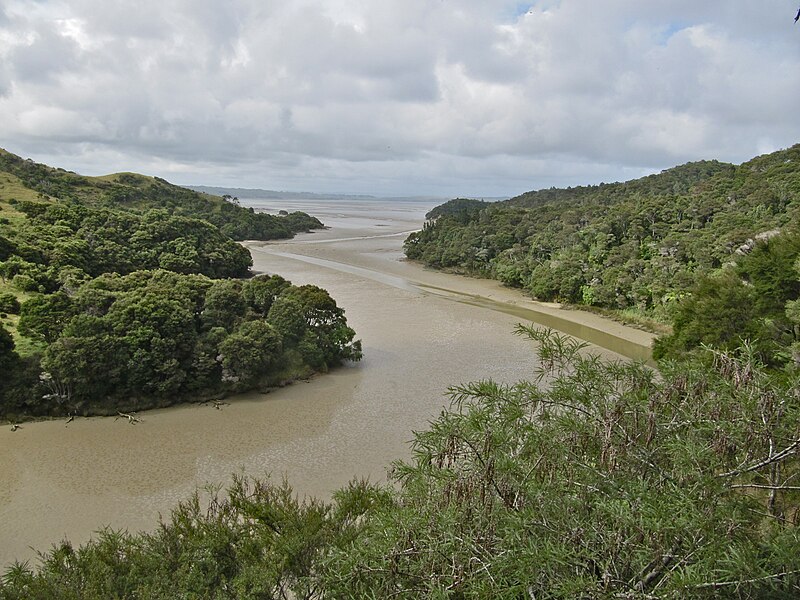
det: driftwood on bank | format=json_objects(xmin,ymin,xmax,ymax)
[
  {"xmin": 201, "ymin": 399, "xmax": 230, "ymax": 410},
  {"xmin": 116, "ymin": 411, "xmax": 142, "ymax": 424}
]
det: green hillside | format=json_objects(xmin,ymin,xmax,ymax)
[
  {"xmin": 406, "ymin": 145, "xmax": 800, "ymax": 324},
  {"xmin": 0, "ymin": 150, "xmax": 359, "ymax": 419},
  {"xmin": 0, "ymin": 149, "xmax": 323, "ymax": 240}
]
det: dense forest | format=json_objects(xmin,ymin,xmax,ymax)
[
  {"xmin": 2, "ymin": 147, "xmax": 800, "ymax": 597},
  {"xmin": 405, "ymin": 145, "xmax": 800, "ymax": 369},
  {"xmin": 405, "ymin": 145, "xmax": 800, "ymax": 325},
  {"xmin": 2, "ymin": 329, "xmax": 797, "ymax": 598},
  {"xmin": 0, "ymin": 149, "xmax": 360, "ymax": 418}
]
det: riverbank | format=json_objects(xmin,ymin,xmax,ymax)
[
  {"xmin": 244, "ymin": 232, "xmax": 655, "ymax": 362},
  {"xmin": 243, "ymin": 195, "xmax": 655, "ymax": 355},
  {"xmin": 0, "ymin": 197, "xmax": 652, "ymax": 569}
]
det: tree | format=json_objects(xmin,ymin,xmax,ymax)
[
  {"xmin": 0, "ymin": 293, "xmax": 20, "ymax": 314},
  {"xmin": 218, "ymin": 321, "xmax": 283, "ymax": 386},
  {"xmin": 41, "ymin": 316, "xmax": 128, "ymax": 406},
  {"xmin": 201, "ymin": 279, "xmax": 247, "ymax": 331},
  {"xmin": 18, "ymin": 292, "xmax": 74, "ymax": 343},
  {"xmin": 323, "ymin": 328, "xmax": 800, "ymax": 598},
  {"xmin": 736, "ymin": 233, "xmax": 800, "ymax": 320},
  {"xmin": 158, "ymin": 238, "xmax": 201, "ymax": 273},
  {"xmin": 280, "ymin": 285, "xmax": 362, "ymax": 367},
  {"xmin": 0, "ymin": 323, "xmax": 16, "ymax": 376},
  {"xmin": 0, "ymin": 324, "xmax": 19, "ymax": 409},
  {"xmin": 653, "ymin": 269, "xmax": 760, "ymax": 360},
  {"xmin": 242, "ymin": 274, "xmax": 291, "ymax": 317},
  {"xmin": 0, "ymin": 235, "xmax": 15, "ymax": 261},
  {"xmin": 654, "ymin": 231, "xmax": 800, "ymax": 363},
  {"xmin": 267, "ymin": 295, "xmax": 307, "ymax": 343}
]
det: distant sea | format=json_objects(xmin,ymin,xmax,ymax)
[{"xmin": 187, "ymin": 185, "xmax": 452, "ymax": 223}]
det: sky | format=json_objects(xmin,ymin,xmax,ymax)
[{"xmin": 1, "ymin": 1, "xmax": 799, "ymax": 198}]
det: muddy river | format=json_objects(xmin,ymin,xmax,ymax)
[{"xmin": 0, "ymin": 198, "xmax": 654, "ymax": 568}]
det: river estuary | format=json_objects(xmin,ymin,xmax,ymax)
[{"xmin": 0, "ymin": 198, "xmax": 654, "ymax": 568}]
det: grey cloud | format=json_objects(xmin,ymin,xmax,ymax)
[
  {"xmin": 246, "ymin": 7, "xmax": 440, "ymax": 105},
  {"xmin": 8, "ymin": 22, "xmax": 80, "ymax": 82},
  {"xmin": 1, "ymin": 0, "xmax": 799, "ymax": 196}
]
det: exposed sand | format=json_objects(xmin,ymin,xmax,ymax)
[
  {"xmin": 0, "ymin": 198, "xmax": 654, "ymax": 569},
  {"xmin": 245, "ymin": 197, "xmax": 654, "ymax": 359}
]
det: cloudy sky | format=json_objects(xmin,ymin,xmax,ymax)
[{"xmin": 1, "ymin": 1, "xmax": 799, "ymax": 197}]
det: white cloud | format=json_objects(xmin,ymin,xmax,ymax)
[
  {"xmin": 0, "ymin": 0, "xmax": 799, "ymax": 196},
  {"xmin": 17, "ymin": 105, "xmax": 109, "ymax": 138}
]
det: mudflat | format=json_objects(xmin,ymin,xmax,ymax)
[{"xmin": 0, "ymin": 198, "xmax": 654, "ymax": 568}]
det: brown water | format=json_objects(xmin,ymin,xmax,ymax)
[{"xmin": 0, "ymin": 198, "xmax": 654, "ymax": 568}]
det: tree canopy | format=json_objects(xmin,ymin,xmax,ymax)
[
  {"xmin": 2, "ymin": 271, "xmax": 361, "ymax": 417},
  {"xmin": 0, "ymin": 149, "xmax": 359, "ymax": 419},
  {"xmin": 405, "ymin": 145, "xmax": 800, "ymax": 323},
  {"xmin": 3, "ymin": 329, "xmax": 797, "ymax": 598}
]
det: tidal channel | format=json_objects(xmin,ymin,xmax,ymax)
[{"xmin": 0, "ymin": 198, "xmax": 654, "ymax": 568}]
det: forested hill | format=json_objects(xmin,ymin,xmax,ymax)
[
  {"xmin": 3, "ymin": 153, "xmax": 800, "ymax": 598},
  {"xmin": 0, "ymin": 150, "xmax": 360, "ymax": 419},
  {"xmin": 405, "ymin": 145, "xmax": 800, "ymax": 321},
  {"xmin": 0, "ymin": 149, "xmax": 323, "ymax": 240},
  {"xmin": 506, "ymin": 159, "xmax": 733, "ymax": 210}
]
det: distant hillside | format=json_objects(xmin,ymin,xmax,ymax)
[
  {"xmin": 189, "ymin": 185, "xmax": 459, "ymax": 206},
  {"xmin": 0, "ymin": 150, "xmax": 324, "ymax": 240},
  {"xmin": 405, "ymin": 144, "xmax": 800, "ymax": 322},
  {"xmin": 0, "ymin": 150, "xmax": 360, "ymax": 419},
  {"xmin": 188, "ymin": 185, "xmax": 378, "ymax": 201}
]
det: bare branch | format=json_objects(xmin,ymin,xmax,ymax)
[
  {"xmin": 718, "ymin": 439, "xmax": 800, "ymax": 478},
  {"xmin": 690, "ymin": 569, "xmax": 800, "ymax": 590},
  {"xmin": 729, "ymin": 483, "xmax": 800, "ymax": 491}
]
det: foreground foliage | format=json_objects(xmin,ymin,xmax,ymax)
[
  {"xmin": 4, "ymin": 329, "xmax": 798, "ymax": 598},
  {"xmin": 324, "ymin": 328, "xmax": 800, "ymax": 598}
]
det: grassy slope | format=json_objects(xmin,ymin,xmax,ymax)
[
  {"xmin": 0, "ymin": 168, "xmax": 48, "ymax": 353},
  {"xmin": 0, "ymin": 149, "xmax": 323, "ymax": 225},
  {"xmin": 0, "ymin": 149, "xmax": 319, "ymax": 355}
]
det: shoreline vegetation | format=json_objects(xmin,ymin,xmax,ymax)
[
  {"xmin": 2, "ymin": 328, "xmax": 798, "ymax": 598},
  {"xmin": 409, "ymin": 258, "xmax": 672, "ymax": 336},
  {"xmin": 2, "ymin": 144, "xmax": 800, "ymax": 596},
  {"xmin": 551, "ymin": 302, "xmax": 672, "ymax": 336},
  {"xmin": 405, "ymin": 144, "xmax": 800, "ymax": 365},
  {"xmin": 0, "ymin": 149, "xmax": 361, "ymax": 422}
]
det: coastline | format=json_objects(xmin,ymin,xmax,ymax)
[
  {"xmin": 243, "ymin": 233, "xmax": 656, "ymax": 363},
  {"xmin": 0, "ymin": 200, "xmax": 653, "ymax": 569}
]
